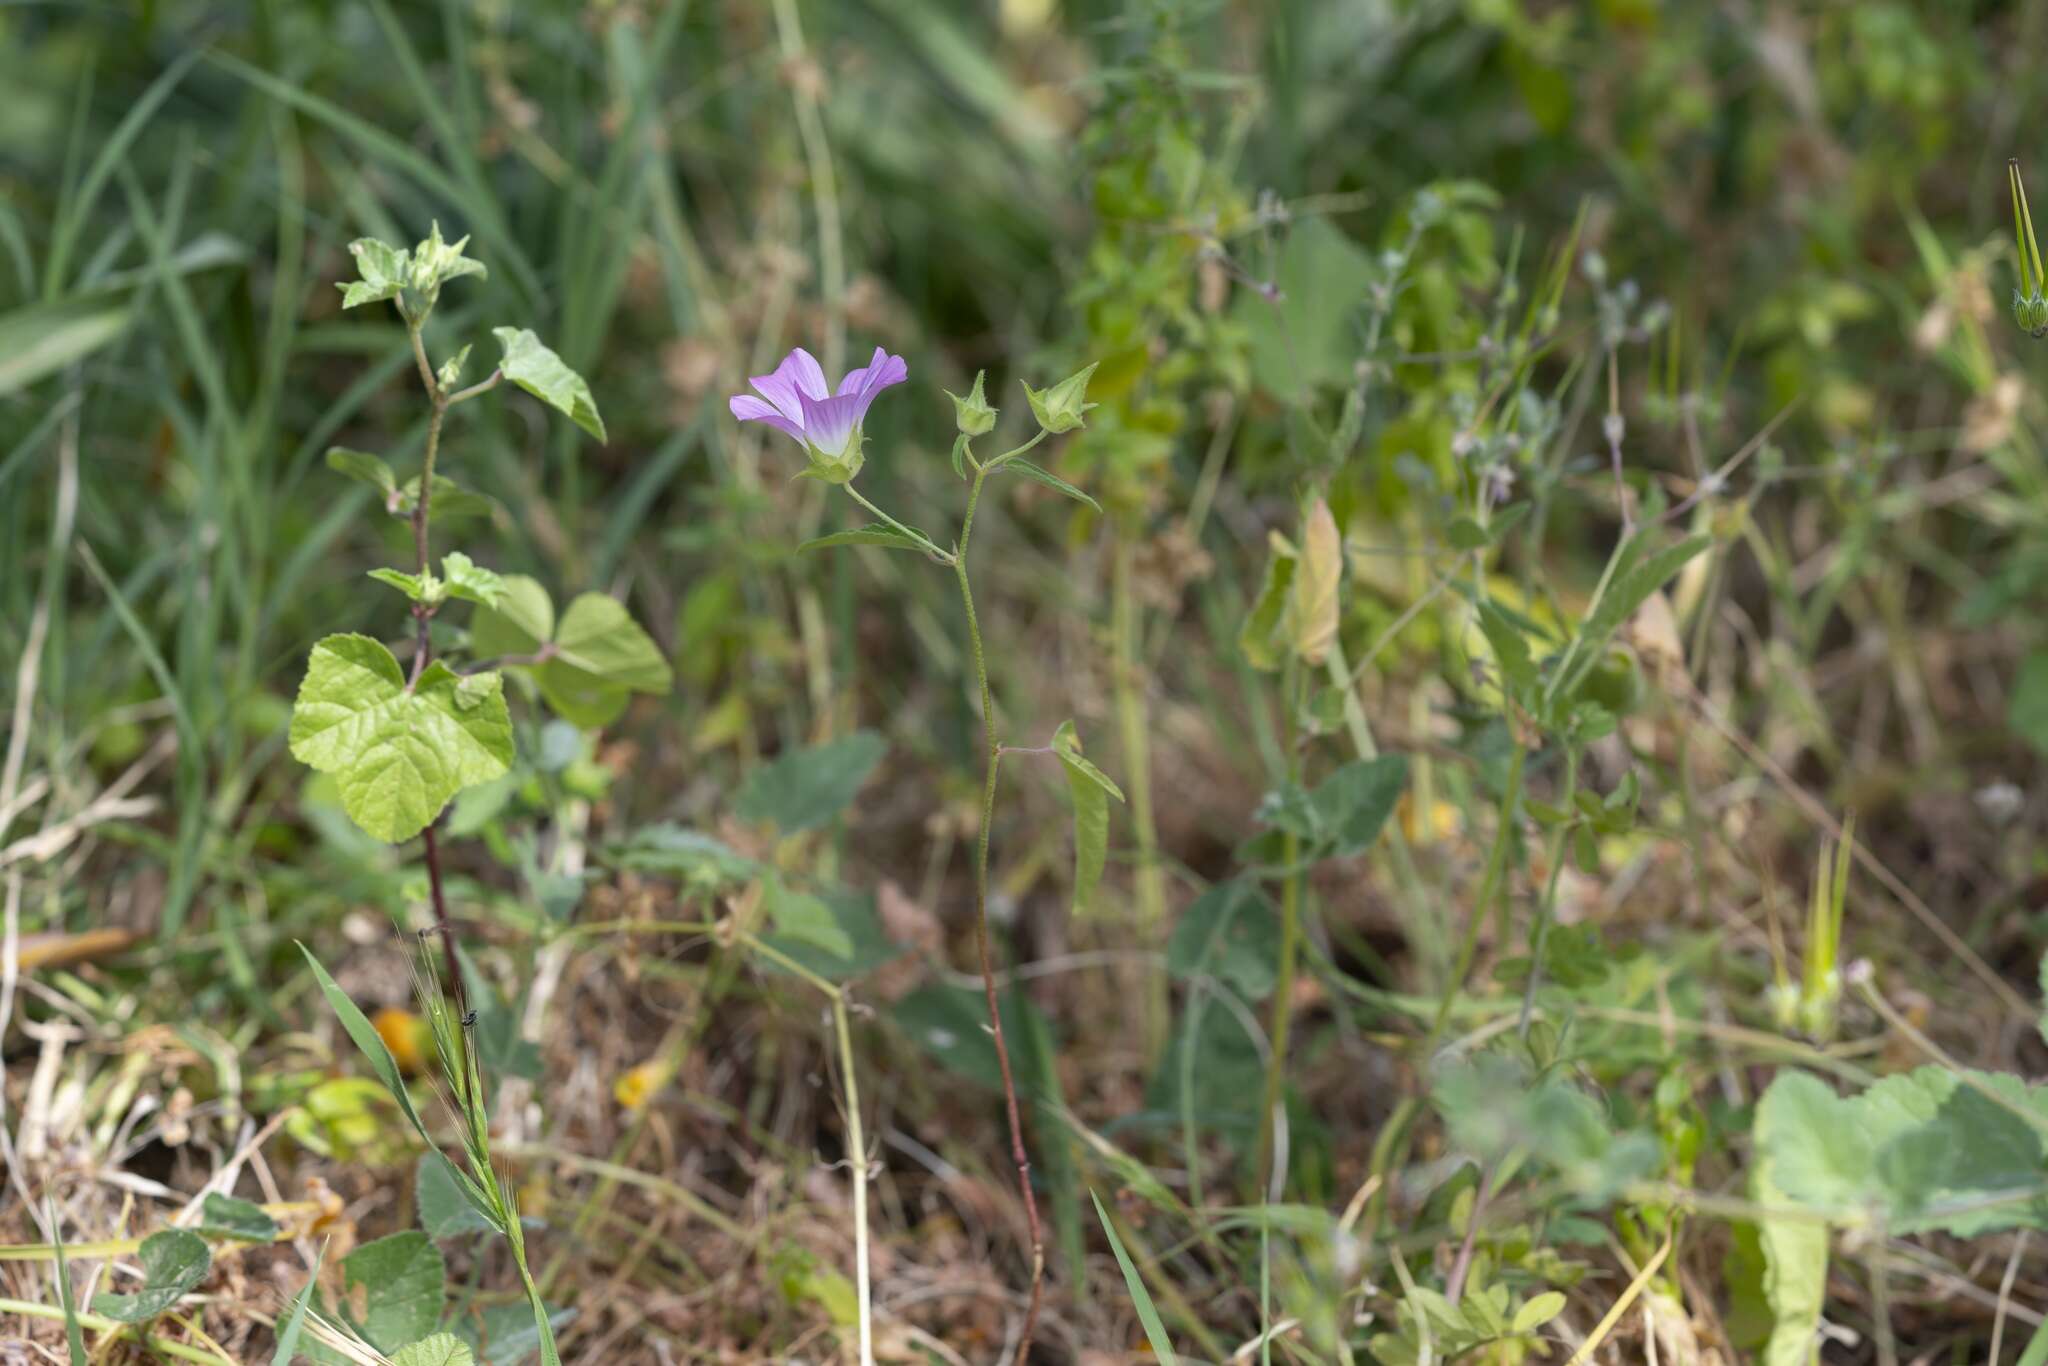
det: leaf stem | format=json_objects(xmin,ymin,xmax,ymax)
[
  {"xmin": 844, "ymin": 482, "xmax": 953, "ymax": 563},
  {"xmin": 953, "ymin": 461, "xmax": 1045, "ymax": 1365},
  {"xmin": 1517, "ymin": 745, "xmax": 1580, "ymax": 1037}
]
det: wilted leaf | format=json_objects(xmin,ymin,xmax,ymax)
[{"xmin": 1288, "ymin": 499, "xmax": 1341, "ymax": 666}]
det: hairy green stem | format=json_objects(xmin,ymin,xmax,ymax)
[{"xmin": 954, "ymin": 461, "xmax": 1045, "ymax": 1365}]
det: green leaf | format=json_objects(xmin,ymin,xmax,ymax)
[
  {"xmin": 799, "ymin": 524, "xmax": 935, "ymax": 553},
  {"xmin": 470, "ymin": 575, "xmax": 554, "ymax": 656},
  {"xmin": 457, "ymin": 1301, "xmax": 575, "ymax": 1366},
  {"xmin": 1563, "ymin": 533, "xmax": 1710, "ymax": 698},
  {"xmin": 289, "ymin": 634, "xmax": 514, "ymax": 843},
  {"xmin": 392, "ymin": 1335, "xmax": 476, "ymax": 1366},
  {"xmin": 1239, "ymin": 536, "xmax": 1298, "ymax": 672},
  {"xmin": 1165, "ymin": 880, "xmax": 1280, "ymax": 1000},
  {"xmin": 369, "ymin": 567, "xmax": 435, "ymax": 602},
  {"xmin": 50, "ymin": 1202, "xmax": 86, "ymax": 1365},
  {"xmin": 734, "ymin": 731, "xmax": 887, "ymax": 834},
  {"xmin": 438, "ymin": 552, "xmax": 506, "ymax": 608},
  {"xmin": 1476, "ymin": 599, "xmax": 1536, "ymax": 697},
  {"xmin": 89, "ymin": 1230, "xmax": 210, "ymax": 1323},
  {"xmin": 552, "ymin": 593, "xmax": 672, "ymax": 692},
  {"xmin": 417, "ymin": 1154, "xmax": 496, "ymax": 1239},
  {"xmin": 197, "ymin": 1193, "xmax": 277, "ymax": 1241},
  {"xmin": 1091, "ymin": 1189, "xmax": 1178, "ymax": 1365},
  {"xmin": 2012, "ymin": 650, "xmax": 2048, "ymax": 757},
  {"xmin": 1511, "ymin": 1291, "xmax": 1567, "ymax": 1334},
  {"xmin": 1051, "ymin": 721, "xmax": 1121, "ymax": 916},
  {"xmin": 764, "ymin": 879, "xmax": 855, "ymax": 959},
  {"xmin": 1234, "ymin": 216, "xmax": 1375, "ymax": 393},
  {"xmin": 344, "ymin": 1231, "xmax": 445, "ymax": 1351},
  {"xmin": 1446, "ymin": 516, "xmax": 1489, "ymax": 551},
  {"xmin": 1309, "ymin": 755, "xmax": 1408, "ymax": 857},
  {"xmin": 471, "ymin": 578, "xmax": 669, "ymax": 728},
  {"xmin": 340, "ymin": 236, "xmax": 409, "ymax": 310},
  {"xmin": 610, "ymin": 824, "xmax": 759, "ymax": 889},
  {"xmin": 2038, "ymin": 948, "xmax": 2048, "ymax": 1049},
  {"xmin": 326, "ymin": 446, "xmax": 398, "ymax": 498},
  {"xmin": 0, "ymin": 298, "xmax": 132, "ymax": 397},
  {"xmin": 299, "ymin": 943, "xmax": 436, "ymax": 1148},
  {"xmin": 758, "ymin": 888, "xmax": 901, "ymax": 982},
  {"xmin": 394, "ymin": 475, "xmax": 497, "ymax": 524},
  {"xmin": 269, "ymin": 1243, "xmax": 325, "ymax": 1365},
  {"xmin": 492, "ymin": 327, "xmax": 605, "ymax": 442},
  {"xmin": 1756, "ymin": 1066, "xmax": 2048, "ymax": 1236},
  {"xmin": 997, "ymin": 457, "xmax": 1101, "ymax": 511}
]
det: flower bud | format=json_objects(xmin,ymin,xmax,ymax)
[
  {"xmin": 947, "ymin": 370, "xmax": 998, "ymax": 436},
  {"xmin": 1023, "ymin": 362, "xmax": 1099, "ymax": 434}
]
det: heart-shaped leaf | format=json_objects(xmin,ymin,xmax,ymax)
[
  {"xmin": 470, "ymin": 577, "xmax": 671, "ymax": 728},
  {"xmin": 289, "ymin": 634, "xmax": 514, "ymax": 843},
  {"xmin": 344, "ymin": 1231, "xmax": 445, "ymax": 1351},
  {"xmin": 90, "ymin": 1230, "xmax": 210, "ymax": 1323}
]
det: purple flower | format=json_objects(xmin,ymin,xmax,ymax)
[{"xmin": 729, "ymin": 345, "xmax": 907, "ymax": 482}]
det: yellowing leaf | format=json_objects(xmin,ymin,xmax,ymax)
[{"xmin": 1288, "ymin": 499, "xmax": 1340, "ymax": 665}]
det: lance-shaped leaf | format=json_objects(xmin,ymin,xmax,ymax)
[
  {"xmin": 268, "ymin": 1243, "xmax": 325, "ymax": 1365},
  {"xmin": 89, "ymin": 1230, "xmax": 210, "ymax": 1323},
  {"xmin": 470, "ymin": 577, "xmax": 671, "ymax": 728},
  {"xmin": 289, "ymin": 634, "xmax": 514, "ymax": 843},
  {"xmin": 492, "ymin": 327, "xmax": 605, "ymax": 442},
  {"xmin": 996, "ymin": 457, "xmax": 1102, "ymax": 511},
  {"xmin": 1288, "ymin": 498, "xmax": 1341, "ymax": 666},
  {"xmin": 1052, "ymin": 721, "xmax": 1124, "ymax": 916},
  {"xmin": 799, "ymin": 524, "xmax": 937, "ymax": 554}
]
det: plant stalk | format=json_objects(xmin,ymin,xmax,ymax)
[
  {"xmin": 954, "ymin": 461, "xmax": 1045, "ymax": 1364},
  {"xmin": 1255, "ymin": 659, "xmax": 1304, "ymax": 1196},
  {"xmin": 407, "ymin": 319, "xmax": 464, "ymax": 1011}
]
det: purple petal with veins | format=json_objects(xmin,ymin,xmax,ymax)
[
  {"xmin": 729, "ymin": 393, "xmax": 805, "ymax": 442},
  {"xmin": 746, "ymin": 347, "xmax": 831, "ymax": 424},
  {"xmin": 798, "ymin": 390, "xmax": 866, "ymax": 457}
]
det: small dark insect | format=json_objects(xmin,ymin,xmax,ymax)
[{"xmin": 460, "ymin": 1010, "xmax": 477, "ymax": 1028}]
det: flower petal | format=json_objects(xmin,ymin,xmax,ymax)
[
  {"xmin": 838, "ymin": 347, "xmax": 909, "ymax": 402},
  {"xmin": 798, "ymin": 390, "xmax": 866, "ymax": 458},
  {"xmin": 729, "ymin": 393, "xmax": 805, "ymax": 442},
  {"xmin": 747, "ymin": 347, "xmax": 832, "ymax": 423}
]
